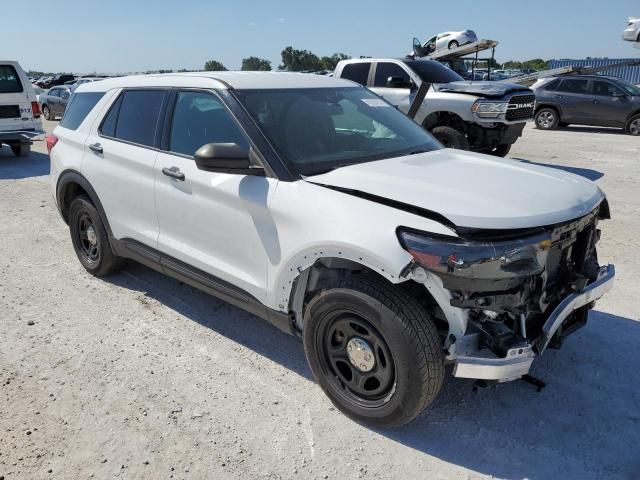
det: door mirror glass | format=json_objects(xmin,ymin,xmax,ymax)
[{"xmin": 194, "ymin": 142, "xmax": 263, "ymax": 175}]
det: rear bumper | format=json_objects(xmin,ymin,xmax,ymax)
[
  {"xmin": 623, "ymin": 28, "xmax": 638, "ymax": 41},
  {"xmin": 453, "ymin": 264, "xmax": 615, "ymax": 381},
  {"xmin": 0, "ymin": 128, "xmax": 45, "ymax": 143}
]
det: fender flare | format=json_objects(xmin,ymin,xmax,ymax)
[
  {"xmin": 56, "ymin": 169, "xmax": 114, "ymax": 237},
  {"xmin": 534, "ymin": 102, "xmax": 563, "ymax": 118}
]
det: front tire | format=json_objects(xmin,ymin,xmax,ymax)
[
  {"xmin": 303, "ymin": 276, "xmax": 444, "ymax": 428},
  {"xmin": 448, "ymin": 40, "xmax": 459, "ymax": 49},
  {"xmin": 69, "ymin": 195, "xmax": 123, "ymax": 277},
  {"xmin": 11, "ymin": 143, "xmax": 30, "ymax": 157},
  {"xmin": 489, "ymin": 143, "xmax": 512, "ymax": 157},
  {"xmin": 535, "ymin": 108, "xmax": 559, "ymax": 130},
  {"xmin": 431, "ymin": 125, "xmax": 469, "ymax": 150}
]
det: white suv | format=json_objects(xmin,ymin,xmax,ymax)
[
  {"xmin": 49, "ymin": 72, "xmax": 615, "ymax": 427},
  {"xmin": 0, "ymin": 60, "xmax": 44, "ymax": 156}
]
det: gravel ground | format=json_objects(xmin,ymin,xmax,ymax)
[{"xmin": 1, "ymin": 121, "xmax": 639, "ymax": 480}]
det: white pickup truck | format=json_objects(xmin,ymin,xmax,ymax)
[
  {"xmin": 0, "ymin": 60, "xmax": 44, "ymax": 156},
  {"xmin": 335, "ymin": 58, "xmax": 534, "ymax": 156}
]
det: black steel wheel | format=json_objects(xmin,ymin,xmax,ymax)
[
  {"xmin": 303, "ymin": 276, "xmax": 444, "ymax": 427},
  {"xmin": 69, "ymin": 195, "xmax": 123, "ymax": 276}
]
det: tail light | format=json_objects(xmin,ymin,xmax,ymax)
[
  {"xmin": 31, "ymin": 101, "xmax": 41, "ymax": 118},
  {"xmin": 46, "ymin": 135, "xmax": 58, "ymax": 154}
]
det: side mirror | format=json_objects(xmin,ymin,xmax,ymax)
[
  {"xmin": 194, "ymin": 142, "xmax": 264, "ymax": 176},
  {"xmin": 386, "ymin": 76, "xmax": 411, "ymax": 89},
  {"xmin": 612, "ymin": 91, "xmax": 626, "ymax": 98}
]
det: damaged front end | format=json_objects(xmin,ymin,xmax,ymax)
[{"xmin": 398, "ymin": 201, "xmax": 615, "ymax": 382}]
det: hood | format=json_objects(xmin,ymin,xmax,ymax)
[
  {"xmin": 434, "ymin": 81, "xmax": 531, "ymax": 98},
  {"xmin": 304, "ymin": 149, "xmax": 605, "ymax": 231}
]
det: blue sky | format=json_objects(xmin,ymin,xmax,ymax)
[{"xmin": 6, "ymin": 0, "xmax": 639, "ymax": 73}]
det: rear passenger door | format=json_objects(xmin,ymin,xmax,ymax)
[
  {"xmin": 46, "ymin": 88, "xmax": 61, "ymax": 115},
  {"xmin": 553, "ymin": 78, "xmax": 590, "ymax": 123},
  {"xmin": 153, "ymin": 90, "xmax": 273, "ymax": 301},
  {"xmin": 82, "ymin": 89, "xmax": 167, "ymax": 248}
]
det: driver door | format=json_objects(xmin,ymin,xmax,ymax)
[
  {"xmin": 369, "ymin": 62, "xmax": 415, "ymax": 114},
  {"xmin": 154, "ymin": 90, "xmax": 275, "ymax": 301}
]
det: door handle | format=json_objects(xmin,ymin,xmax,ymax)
[
  {"xmin": 592, "ymin": 100, "xmax": 599, "ymax": 104},
  {"xmin": 552, "ymin": 95, "xmax": 563, "ymax": 99},
  {"xmin": 89, "ymin": 143, "xmax": 103, "ymax": 154},
  {"xmin": 162, "ymin": 166, "xmax": 185, "ymax": 181}
]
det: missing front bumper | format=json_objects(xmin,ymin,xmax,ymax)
[{"xmin": 452, "ymin": 264, "xmax": 615, "ymax": 382}]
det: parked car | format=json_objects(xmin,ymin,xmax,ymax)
[
  {"xmin": 0, "ymin": 60, "xmax": 44, "ymax": 156},
  {"xmin": 532, "ymin": 75, "xmax": 640, "ymax": 135},
  {"xmin": 48, "ymin": 72, "xmax": 615, "ymax": 426},
  {"xmin": 35, "ymin": 76, "xmax": 52, "ymax": 88},
  {"xmin": 42, "ymin": 74, "xmax": 75, "ymax": 89},
  {"xmin": 40, "ymin": 85, "xmax": 72, "ymax": 120},
  {"xmin": 335, "ymin": 58, "xmax": 534, "ymax": 156},
  {"xmin": 423, "ymin": 30, "xmax": 478, "ymax": 54},
  {"xmin": 623, "ymin": 17, "xmax": 639, "ymax": 42}
]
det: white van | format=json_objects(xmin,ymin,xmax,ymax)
[{"xmin": 0, "ymin": 60, "xmax": 44, "ymax": 156}]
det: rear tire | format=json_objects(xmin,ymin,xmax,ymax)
[
  {"xmin": 535, "ymin": 108, "xmax": 559, "ymax": 130},
  {"xmin": 69, "ymin": 195, "xmax": 123, "ymax": 277},
  {"xmin": 625, "ymin": 114, "xmax": 640, "ymax": 136},
  {"xmin": 431, "ymin": 125, "xmax": 469, "ymax": 150},
  {"xmin": 303, "ymin": 276, "xmax": 444, "ymax": 427},
  {"xmin": 448, "ymin": 40, "xmax": 459, "ymax": 49},
  {"xmin": 11, "ymin": 143, "xmax": 30, "ymax": 157},
  {"xmin": 42, "ymin": 104, "xmax": 51, "ymax": 121},
  {"xmin": 489, "ymin": 144, "xmax": 511, "ymax": 157}
]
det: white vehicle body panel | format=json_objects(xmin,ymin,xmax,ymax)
[
  {"xmin": 623, "ymin": 17, "xmax": 640, "ymax": 42},
  {"xmin": 305, "ymin": 149, "xmax": 604, "ymax": 230}
]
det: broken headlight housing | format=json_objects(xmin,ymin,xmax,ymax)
[{"xmin": 398, "ymin": 229, "xmax": 552, "ymax": 279}]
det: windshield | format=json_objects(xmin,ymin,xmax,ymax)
[
  {"xmin": 404, "ymin": 60, "xmax": 464, "ymax": 84},
  {"xmin": 235, "ymin": 87, "xmax": 441, "ymax": 176},
  {"xmin": 616, "ymin": 79, "xmax": 640, "ymax": 96}
]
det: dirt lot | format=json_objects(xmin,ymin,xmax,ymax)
[{"xmin": 1, "ymin": 121, "xmax": 639, "ymax": 480}]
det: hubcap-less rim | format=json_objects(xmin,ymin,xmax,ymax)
[
  {"xmin": 318, "ymin": 313, "xmax": 395, "ymax": 407},
  {"xmin": 629, "ymin": 118, "xmax": 640, "ymax": 136},
  {"xmin": 78, "ymin": 213, "xmax": 100, "ymax": 263},
  {"xmin": 537, "ymin": 111, "xmax": 555, "ymax": 128}
]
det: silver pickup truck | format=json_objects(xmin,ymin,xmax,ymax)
[{"xmin": 334, "ymin": 58, "xmax": 534, "ymax": 156}]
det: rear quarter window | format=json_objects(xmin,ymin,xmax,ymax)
[
  {"xmin": 0, "ymin": 65, "xmax": 23, "ymax": 94},
  {"xmin": 340, "ymin": 63, "xmax": 371, "ymax": 86},
  {"xmin": 60, "ymin": 92, "xmax": 105, "ymax": 130},
  {"xmin": 100, "ymin": 90, "xmax": 166, "ymax": 147}
]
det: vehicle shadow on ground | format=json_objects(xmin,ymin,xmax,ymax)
[
  {"xmin": 555, "ymin": 126, "xmax": 626, "ymax": 136},
  {"xmin": 0, "ymin": 147, "xmax": 50, "ymax": 179},
  {"xmin": 514, "ymin": 157, "xmax": 604, "ymax": 181},
  {"xmin": 106, "ymin": 263, "xmax": 640, "ymax": 479}
]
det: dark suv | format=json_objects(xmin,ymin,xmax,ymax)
[{"xmin": 532, "ymin": 75, "xmax": 640, "ymax": 135}]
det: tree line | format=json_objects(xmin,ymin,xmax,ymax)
[{"xmin": 205, "ymin": 47, "xmax": 351, "ymax": 72}]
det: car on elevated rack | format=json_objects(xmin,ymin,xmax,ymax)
[
  {"xmin": 423, "ymin": 30, "xmax": 478, "ymax": 54},
  {"xmin": 48, "ymin": 71, "xmax": 615, "ymax": 427}
]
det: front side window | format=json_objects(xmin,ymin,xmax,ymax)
[
  {"xmin": 48, "ymin": 88, "xmax": 60, "ymax": 97},
  {"xmin": 404, "ymin": 60, "xmax": 464, "ymax": 84},
  {"xmin": 235, "ymin": 87, "xmax": 441, "ymax": 176},
  {"xmin": 169, "ymin": 91, "xmax": 249, "ymax": 157},
  {"xmin": 0, "ymin": 65, "xmax": 23, "ymax": 93},
  {"xmin": 557, "ymin": 79, "xmax": 588, "ymax": 94},
  {"xmin": 592, "ymin": 80, "xmax": 623, "ymax": 96},
  {"xmin": 60, "ymin": 92, "xmax": 105, "ymax": 130},
  {"xmin": 340, "ymin": 63, "xmax": 370, "ymax": 86},
  {"xmin": 374, "ymin": 63, "xmax": 411, "ymax": 87},
  {"xmin": 100, "ymin": 89, "xmax": 166, "ymax": 147}
]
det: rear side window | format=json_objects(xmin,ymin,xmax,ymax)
[
  {"xmin": 0, "ymin": 65, "xmax": 23, "ymax": 93},
  {"xmin": 542, "ymin": 79, "xmax": 561, "ymax": 91},
  {"xmin": 60, "ymin": 92, "xmax": 105, "ymax": 130},
  {"xmin": 169, "ymin": 91, "xmax": 249, "ymax": 157},
  {"xmin": 100, "ymin": 90, "xmax": 166, "ymax": 147},
  {"xmin": 340, "ymin": 63, "xmax": 370, "ymax": 86},
  {"xmin": 556, "ymin": 79, "xmax": 588, "ymax": 94}
]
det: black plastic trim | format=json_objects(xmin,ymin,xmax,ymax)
[{"xmin": 113, "ymin": 238, "xmax": 293, "ymax": 335}]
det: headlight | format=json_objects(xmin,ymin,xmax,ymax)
[
  {"xmin": 398, "ymin": 229, "xmax": 552, "ymax": 279},
  {"xmin": 471, "ymin": 101, "xmax": 508, "ymax": 118}
]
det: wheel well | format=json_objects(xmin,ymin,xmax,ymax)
[
  {"xmin": 626, "ymin": 109, "xmax": 640, "ymax": 122},
  {"xmin": 59, "ymin": 181, "xmax": 89, "ymax": 223},
  {"xmin": 422, "ymin": 111, "xmax": 467, "ymax": 132},
  {"xmin": 289, "ymin": 258, "xmax": 447, "ymax": 337},
  {"xmin": 534, "ymin": 103, "xmax": 560, "ymax": 116}
]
